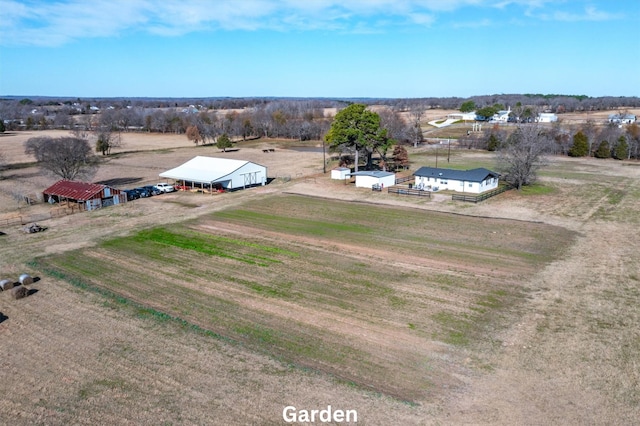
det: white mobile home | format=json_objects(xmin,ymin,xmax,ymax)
[
  {"xmin": 160, "ymin": 156, "xmax": 267, "ymax": 191},
  {"xmin": 413, "ymin": 167, "xmax": 499, "ymax": 194},
  {"xmin": 536, "ymin": 113, "xmax": 558, "ymax": 123},
  {"xmin": 608, "ymin": 114, "xmax": 637, "ymax": 124}
]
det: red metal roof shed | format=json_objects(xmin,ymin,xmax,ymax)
[{"xmin": 43, "ymin": 180, "xmax": 107, "ymax": 201}]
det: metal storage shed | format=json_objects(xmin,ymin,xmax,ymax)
[
  {"xmin": 348, "ymin": 171, "xmax": 396, "ymax": 189},
  {"xmin": 331, "ymin": 167, "xmax": 351, "ymax": 180},
  {"xmin": 159, "ymin": 156, "xmax": 267, "ymax": 191},
  {"xmin": 43, "ymin": 180, "xmax": 126, "ymax": 211}
]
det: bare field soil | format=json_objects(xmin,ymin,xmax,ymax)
[
  {"xmin": 1, "ymin": 129, "xmax": 639, "ymax": 425},
  {"xmin": 31, "ymin": 195, "xmax": 575, "ymax": 404}
]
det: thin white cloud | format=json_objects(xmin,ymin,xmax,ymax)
[
  {"xmin": 0, "ymin": 0, "xmax": 624, "ymax": 47},
  {"xmin": 452, "ymin": 18, "xmax": 493, "ymax": 29},
  {"xmin": 543, "ymin": 6, "xmax": 622, "ymax": 22}
]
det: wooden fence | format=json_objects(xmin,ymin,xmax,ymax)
[
  {"xmin": 395, "ymin": 176, "xmax": 413, "ymax": 184},
  {"xmin": 387, "ymin": 187, "xmax": 431, "ymax": 198},
  {"xmin": 0, "ymin": 205, "xmax": 86, "ymax": 227},
  {"xmin": 451, "ymin": 185, "xmax": 512, "ymax": 203}
]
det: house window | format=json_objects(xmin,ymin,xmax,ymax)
[
  {"xmin": 468, "ymin": 183, "xmax": 473, "ymax": 187},
  {"xmin": 459, "ymin": 181, "xmax": 463, "ymax": 187}
]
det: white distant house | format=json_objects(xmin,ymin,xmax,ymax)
[
  {"xmin": 446, "ymin": 111, "xmax": 477, "ymax": 121},
  {"xmin": 159, "ymin": 156, "xmax": 267, "ymax": 191},
  {"xmin": 348, "ymin": 171, "xmax": 396, "ymax": 189},
  {"xmin": 413, "ymin": 167, "xmax": 499, "ymax": 194},
  {"xmin": 536, "ymin": 113, "xmax": 558, "ymax": 123},
  {"xmin": 490, "ymin": 107, "xmax": 511, "ymax": 123},
  {"xmin": 331, "ymin": 167, "xmax": 351, "ymax": 180},
  {"xmin": 608, "ymin": 113, "xmax": 637, "ymax": 124}
]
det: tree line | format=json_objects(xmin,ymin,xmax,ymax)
[
  {"xmin": 2, "ymin": 94, "xmax": 639, "ymax": 135},
  {"xmin": 460, "ymin": 120, "xmax": 640, "ymax": 161}
]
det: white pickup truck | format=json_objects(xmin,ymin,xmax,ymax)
[{"xmin": 154, "ymin": 183, "xmax": 175, "ymax": 193}]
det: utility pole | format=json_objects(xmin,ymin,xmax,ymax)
[{"xmin": 322, "ymin": 139, "xmax": 326, "ymax": 173}]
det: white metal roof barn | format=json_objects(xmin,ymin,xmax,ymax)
[{"xmin": 159, "ymin": 156, "xmax": 267, "ymax": 191}]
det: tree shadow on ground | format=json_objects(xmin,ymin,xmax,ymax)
[{"xmin": 95, "ymin": 177, "xmax": 143, "ymax": 186}]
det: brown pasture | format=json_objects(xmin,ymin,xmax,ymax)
[{"xmin": 0, "ymin": 126, "xmax": 639, "ymax": 425}]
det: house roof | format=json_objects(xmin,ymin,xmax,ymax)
[
  {"xmin": 43, "ymin": 180, "xmax": 106, "ymax": 201},
  {"xmin": 347, "ymin": 171, "xmax": 395, "ymax": 178},
  {"xmin": 159, "ymin": 156, "xmax": 265, "ymax": 184},
  {"xmin": 414, "ymin": 167, "xmax": 499, "ymax": 182},
  {"xmin": 608, "ymin": 113, "xmax": 636, "ymax": 120}
]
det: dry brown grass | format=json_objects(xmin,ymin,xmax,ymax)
[{"xmin": 0, "ymin": 126, "xmax": 639, "ymax": 424}]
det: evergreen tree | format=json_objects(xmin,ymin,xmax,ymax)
[
  {"xmin": 568, "ymin": 131, "xmax": 589, "ymax": 157},
  {"xmin": 613, "ymin": 136, "xmax": 628, "ymax": 160},
  {"xmin": 487, "ymin": 133, "xmax": 500, "ymax": 151},
  {"xmin": 594, "ymin": 140, "xmax": 611, "ymax": 159},
  {"xmin": 216, "ymin": 133, "xmax": 232, "ymax": 152}
]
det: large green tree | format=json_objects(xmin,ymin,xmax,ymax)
[
  {"xmin": 460, "ymin": 100, "xmax": 476, "ymax": 113},
  {"xmin": 324, "ymin": 104, "xmax": 392, "ymax": 171}
]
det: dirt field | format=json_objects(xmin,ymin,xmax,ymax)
[{"xmin": 1, "ymin": 129, "xmax": 639, "ymax": 425}]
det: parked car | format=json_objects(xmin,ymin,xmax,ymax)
[
  {"xmin": 143, "ymin": 185, "xmax": 162, "ymax": 196},
  {"xmin": 124, "ymin": 189, "xmax": 139, "ymax": 201},
  {"xmin": 155, "ymin": 183, "xmax": 175, "ymax": 193},
  {"xmin": 134, "ymin": 187, "xmax": 152, "ymax": 198}
]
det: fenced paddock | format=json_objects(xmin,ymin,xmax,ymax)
[
  {"xmin": 388, "ymin": 186, "xmax": 432, "ymax": 198},
  {"xmin": 395, "ymin": 176, "xmax": 413, "ymax": 184},
  {"xmin": 451, "ymin": 185, "xmax": 512, "ymax": 203}
]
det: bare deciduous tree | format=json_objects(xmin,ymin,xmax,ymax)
[
  {"xmin": 186, "ymin": 125, "xmax": 203, "ymax": 145},
  {"xmin": 497, "ymin": 124, "xmax": 552, "ymax": 190},
  {"xmin": 25, "ymin": 136, "xmax": 98, "ymax": 181},
  {"xmin": 408, "ymin": 104, "xmax": 426, "ymax": 147}
]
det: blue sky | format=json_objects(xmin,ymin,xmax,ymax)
[{"xmin": 1, "ymin": 0, "xmax": 638, "ymax": 98}]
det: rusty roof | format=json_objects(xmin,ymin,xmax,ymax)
[{"xmin": 43, "ymin": 180, "xmax": 106, "ymax": 201}]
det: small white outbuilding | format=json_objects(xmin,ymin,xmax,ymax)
[
  {"xmin": 331, "ymin": 167, "xmax": 351, "ymax": 180},
  {"xmin": 348, "ymin": 171, "xmax": 396, "ymax": 189}
]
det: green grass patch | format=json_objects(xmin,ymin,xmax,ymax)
[{"xmin": 519, "ymin": 184, "xmax": 556, "ymax": 196}]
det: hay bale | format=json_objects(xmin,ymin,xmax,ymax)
[
  {"xmin": 0, "ymin": 279, "xmax": 14, "ymax": 291},
  {"xmin": 12, "ymin": 285, "xmax": 28, "ymax": 300},
  {"xmin": 19, "ymin": 274, "xmax": 33, "ymax": 285}
]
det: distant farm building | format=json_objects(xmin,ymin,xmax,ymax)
[
  {"xmin": 331, "ymin": 167, "xmax": 351, "ymax": 180},
  {"xmin": 348, "ymin": 171, "xmax": 396, "ymax": 189},
  {"xmin": 490, "ymin": 107, "xmax": 511, "ymax": 123},
  {"xmin": 608, "ymin": 113, "xmax": 636, "ymax": 124},
  {"xmin": 447, "ymin": 111, "xmax": 477, "ymax": 121},
  {"xmin": 413, "ymin": 167, "xmax": 499, "ymax": 194},
  {"xmin": 160, "ymin": 156, "xmax": 267, "ymax": 192},
  {"xmin": 43, "ymin": 180, "xmax": 127, "ymax": 211},
  {"xmin": 536, "ymin": 113, "xmax": 558, "ymax": 123}
]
